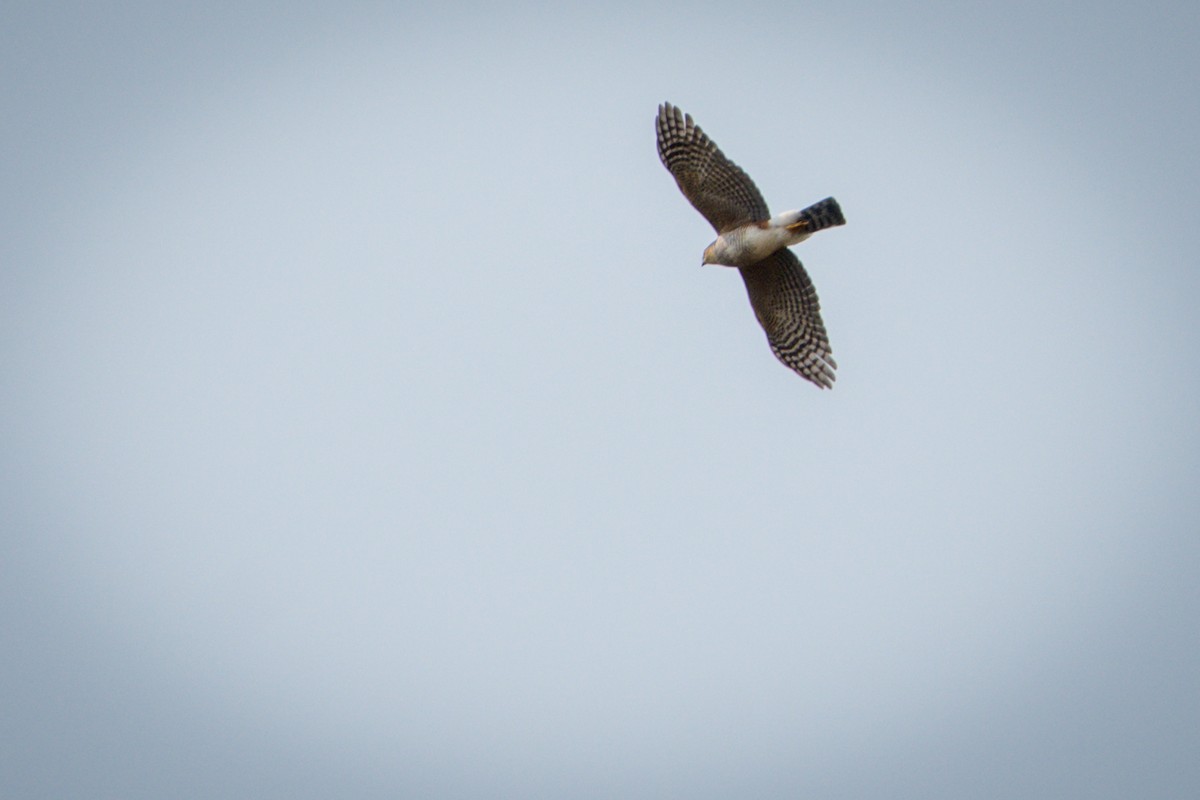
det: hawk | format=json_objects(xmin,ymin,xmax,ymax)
[{"xmin": 655, "ymin": 102, "xmax": 845, "ymax": 389}]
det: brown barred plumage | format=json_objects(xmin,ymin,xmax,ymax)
[{"xmin": 655, "ymin": 103, "xmax": 769, "ymax": 233}]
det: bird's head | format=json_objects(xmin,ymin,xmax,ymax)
[{"xmin": 702, "ymin": 242, "xmax": 718, "ymax": 266}]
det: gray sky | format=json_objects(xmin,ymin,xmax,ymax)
[{"xmin": 3, "ymin": 2, "xmax": 1198, "ymax": 797}]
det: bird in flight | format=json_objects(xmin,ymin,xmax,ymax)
[{"xmin": 656, "ymin": 102, "xmax": 845, "ymax": 389}]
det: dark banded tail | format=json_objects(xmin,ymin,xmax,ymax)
[{"xmin": 797, "ymin": 197, "xmax": 845, "ymax": 232}]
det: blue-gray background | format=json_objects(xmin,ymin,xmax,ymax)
[{"xmin": 3, "ymin": 2, "xmax": 1197, "ymax": 797}]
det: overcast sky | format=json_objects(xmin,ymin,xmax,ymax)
[{"xmin": 3, "ymin": 2, "xmax": 1198, "ymax": 798}]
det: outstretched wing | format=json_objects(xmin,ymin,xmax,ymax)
[
  {"xmin": 739, "ymin": 249, "xmax": 837, "ymax": 388},
  {"xmin": 656, "ymin": 102, "xmax": 769, "ymax": 233}
]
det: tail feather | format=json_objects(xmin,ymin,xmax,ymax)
[{"xmin": 788, "ymin": 197, "xmax": 845, "ymax": 233}]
